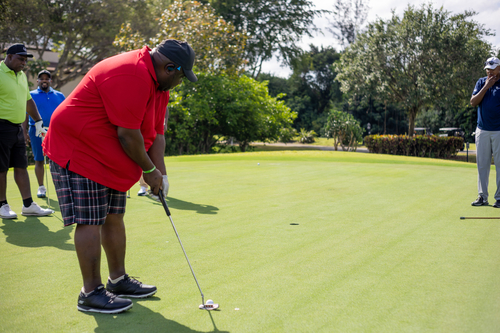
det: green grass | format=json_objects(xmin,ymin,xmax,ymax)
[{"xmin": 1, "ymin": 151, "xmax": 499, "ymax": 332}]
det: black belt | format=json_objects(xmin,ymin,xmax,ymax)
[{"xmin": 0, "ymin": 119, "xmax": 22, "ymax": 126}]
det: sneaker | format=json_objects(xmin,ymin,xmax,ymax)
[
  {"xmin": 148, "ymin": 190, "xmax": 160, "ymax": 202},
  {"xmin": 471, "ymin": 196, "xmax": 488, "ymax": 206},
  {"xmin": 0, "ymin": 204, "xmax": 17, "ymax": 219},
  {"xmin": 77, "ymin": 284, "xmax": 133, "ymax": 314},
  {"xmin": 137, "ymin": 186, "xmax": 148, "ymax": 196},
  {"xmin": 106, "ymin": 274, "xmax": 157, "ymax": 298},
  {"xmin": 21, "ymin": 202, "xmax": 54, "ymax": 216},
  {"xmin": 37, "ymin": 185, "xmax": 46, "ymax": 198},
  {"xmin": 494, "ymin": 200, "xmax": 500, "ymax": 208}
]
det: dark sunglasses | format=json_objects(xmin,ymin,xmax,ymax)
[{"xmin": 485, "ymin": 60, "xmax": 499, "ymax": 66}]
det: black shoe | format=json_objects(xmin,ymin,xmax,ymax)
[
  {"xmin": 106, "ymin": 274, "xmax": 157, "ymax": 298},
  {"xmin": 493, "ymin": 200, "xmax": 500, "ymax": 208},
  {"xmin": 471, "ymin": 196, "xmax": 488, "ymax": 206},
  {"xmin": 77, "ymin": 284, "xmax": 133, "ymax": 314}
]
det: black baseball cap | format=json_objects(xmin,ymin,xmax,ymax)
[
  {"xmin": 157, "ymin": 39, "xmax": 197, "ymax": 82},
  {"xmin": 38, "ymin": 69, "xmax": 51, "ymax": 78},
  {"xmin": 6, "ymin": 44, "xmax": 33, "ymax": 58}
]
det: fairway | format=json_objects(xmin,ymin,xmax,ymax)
[{"xmin": 2, "ymin": 151, "xmax": 500, "ymax": 332}]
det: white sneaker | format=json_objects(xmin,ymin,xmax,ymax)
[
  {"xmin": 37, "ymin": 185, "xmax": 47, "ymax": 198},
  {"xmin": 0, "ymin": 204, "xmax": 17, "ymax": 219},
  {"xmin": 137, "ymin": 186, "xmax": 148, "ymax": 196},
  {"xmin": 21, "ymin": 202, "xmax": 54, "ymax": 216}
]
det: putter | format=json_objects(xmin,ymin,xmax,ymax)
[
  {"xmin": 44, "ymin": 155, "xmax": 50, "ymax": 209},
  {"xmin": 41, "ymin": 131, "xmax": 50, "ymax": 210},
  {"xmin": 158, "ymin": 188, "xmax": 219, "ymax": 310},
  {"xmin": 460, "ymin": 216, "xmax": 500, "ymax": 219}
]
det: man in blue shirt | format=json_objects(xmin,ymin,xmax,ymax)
[
  {"xmin": 471, "ymin": 56, "xmax": 500, "ymax": 207},
  {"xmin": 27, "ymin": 70, "xmax": 65, "ymax": 198}
]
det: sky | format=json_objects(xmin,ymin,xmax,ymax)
[{"xmin": 261, "ymin": 0, "xmax": 500, "ymax": 77}]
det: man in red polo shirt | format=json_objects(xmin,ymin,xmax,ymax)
[{"xmin": 43, "ymin": 39, "xmax": 197, "ymax": 314}]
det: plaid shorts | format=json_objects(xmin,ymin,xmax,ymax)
[{"xmin": 50, "ymin": 160, "xmax": 126, "ymax": 226}]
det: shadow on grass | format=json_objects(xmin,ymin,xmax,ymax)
[
  {"xmin": 144, "ymin": 196, "xmax": 219, "ymax": 215},
  {"xmin": 0, "ymin": 216, "xmax": 74, "ymax": 251},
  {"xmin": 88, "ymin": 299, "xmax": 229, "ymax": 333},
  {"xmin": 37, "ymin": 196, "xmax": 61, "ymax": 212}
]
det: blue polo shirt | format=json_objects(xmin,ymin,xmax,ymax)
[
  {"xmin": 29, "ymin": 87, "xmax": 66, "ymax": 126},
  {"xmin": 473, "ymin": 77, "xmax": 500, "ymax": 131}
]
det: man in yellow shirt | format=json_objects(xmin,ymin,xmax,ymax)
[{"xmin": 0, "ymin": 43, "xmax": 54, "ymax": 219}]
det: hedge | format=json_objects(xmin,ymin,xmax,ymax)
[{"xmin": 364, "ymin": 135, "xmax": 464, "ymax": 159}]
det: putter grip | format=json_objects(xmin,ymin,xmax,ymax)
[{"xmin": 158, "ymin": 189, "xmax": 171, "ymax": 216}]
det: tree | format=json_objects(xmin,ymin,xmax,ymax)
[
  {"xmin": 327, "ymin": 0, "xmax": 369, "ymax": 49},
  {"xmin": 336, "ymin": 4, "xmax": 493, "ymax": 136},
  {"xmin": 259, "ymin": 45, "xmax": 343, "ymax": 133},
  {"xmin": 166, "ymin": 73, "xmax": 297, "ymax": 154},
  {"xmin": 114, "ymin": 0, "xmax": 247, "ymax": 75},
  {"xmin": 323, "ymin": 108, "xmax": 364, "ymax": 151},
  {"xmin": 1, "ymin": 0, "xmax": 131, "ymax": 89},
  {"xmin": 207, "ymin": 0, "xmax": 325, "ymax": 77}
]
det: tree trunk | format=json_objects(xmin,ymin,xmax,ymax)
[
  {"xmin": 240, "ymin": 141, "xmax": 248, "ymax": 152},
  {"xmin": 408, "ymin": 108, "xmax": 417, "ymax": 136},
  {"xmin": 384, "ymin": 103, "xmax": 387, "ymax": 135}
]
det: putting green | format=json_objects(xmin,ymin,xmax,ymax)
[{"xmin": 1, "ymin": 151, "xmax": 500, "ymax": 332}]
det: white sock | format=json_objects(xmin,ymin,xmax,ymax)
[
  {"xmin": 81, "ymin": 287, "xmax": 91, "ymax": 297},
  {"xmin": 109, "ymin": 274, "xmax": 125, "ymax": 284}
]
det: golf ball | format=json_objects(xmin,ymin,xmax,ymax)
[
  {"xmin": 257, "ymin": 163, "xmax": 260, "ymax": 165},
  {"xmin": 206, "ymin": 299, "xmax": 214, "ymax": 305}
]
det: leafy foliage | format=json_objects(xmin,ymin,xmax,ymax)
[
  {"xmin": 166, "ymin": 73, "xmax": 297, "ymax": 155},
  {"xmin": 279, "ymin": 127, "xmax": 297, "ymax": 143},
  {"xmin": 258, "ymin": 45, "xmax": 343, "ymax": 133},
  {"xmin": 208, "ymin": 0, "xmax": 325, "ymax": 77},
  {"xmin": 323, "ymin": 109, "xmax": 364, "ymax": 151},
  {"xmin": 327, "ymin": 0, "xmax": 369, "ymax": 49},
  {"xmin": 364, "ymin": 134, "xmax": 464, "ymax": 158},
  {"xmin": 336, "ymin": 4, "xmax": 493, "ymax": 136},
  {"xmin": 298, "ymin": 128, "xmax": 317, "ymax": 143},
  {"xmin": 25, "ymin": 58, "xmax": 50, "ymax": 88},
  {"xmin": 114, "ymin": 0, "xmax": 247, "ymax": 75},
  {"xmin": 1, "ymin": 0, "xmax": 131, "ymax": 89}
]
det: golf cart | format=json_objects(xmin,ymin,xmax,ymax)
[
  {"xmin": 414, "ymin": 127, "xmax": 431, "ymax": 135},
  {"xmin": 438, "ymin": 127, "xmax": 465, "ymax": 151}
]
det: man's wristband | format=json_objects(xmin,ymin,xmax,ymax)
[{"xmin": 143, "ymin": 166, "xmax": 156, "ymax": 174}]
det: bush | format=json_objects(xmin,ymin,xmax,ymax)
[
  {"xmin": 299, "ymin": 128, "xmax": 317, "ymax": 143},
  {"xmin": 166, "ymin": 73, "xmax": 297, "ymax": 155},
  {"xmin": 364, "ymin": 135, "xmax": 464, "ymax": 159},
  {"xmin": 279, "ymin": 127, "xmax": 297, "ymax": 143},
  {"xmin": 323, "ymin": 109, "xmax": 364, "ymax": 151}
]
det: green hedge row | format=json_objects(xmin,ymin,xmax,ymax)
[{"xmin": 364, "ymin": 135, "xmax": 465, "ymax": 158}]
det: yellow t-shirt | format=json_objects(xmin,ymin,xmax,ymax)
[{"xmin": 0, "ymin": 61, "xmax": 32, "ymax": 124}]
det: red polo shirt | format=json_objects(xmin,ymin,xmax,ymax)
[{"xmin": 43, "ymin": 46, "xmax": 169, "ymax": 192}]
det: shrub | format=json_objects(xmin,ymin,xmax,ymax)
[
  {"xmin": 323, "ymin": 109, "xmax": 364, "ymax": 151},
  {"xmin": 299, "ymin": 128, "xmax": 317, "ymax": 143},
  {"xmin": 279, "ymin": 127, "xmax": 297, "ymax": 143},
  {"xmin": 364, "ymin": 135, "xmax": 464, "ymax": 159}
]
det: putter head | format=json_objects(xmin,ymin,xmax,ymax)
[{"xmin": 199, "ymin": 303, "xmax": 219, "ymax": 310}]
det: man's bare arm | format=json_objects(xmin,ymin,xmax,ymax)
[{"xmin": 117, "ymin": 127, "xmax": 162, "ymax": 194}]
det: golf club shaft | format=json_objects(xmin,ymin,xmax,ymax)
[
  {"xmin": 44, "ymin": 155, "xmax": 50, "ymax": 209},
  {"xmin": 159, "ymin": 189, "xmax": 205, "ymax": 305},
  {"xmin": 460, "ymin": 217, "xmax": 500, "ymax": 219}
]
